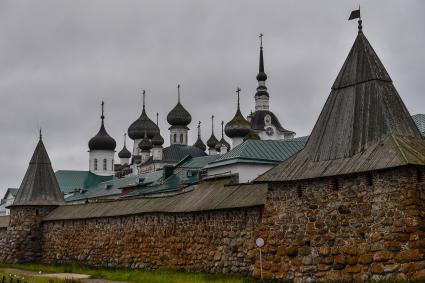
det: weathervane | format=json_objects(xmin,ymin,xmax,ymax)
[
  {"xmin": 259, "ymin": 33, "xmax": 263, "ymax": 48},
  {"xmin": 348, "ymin": 6, "xmax": 362, "ymax": 32},
  {"xmin": 39, "ymin": 128, "xmax": 42, "ymax": 141}
]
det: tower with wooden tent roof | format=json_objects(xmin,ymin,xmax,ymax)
[
  {"xmin": 255, "ymin": 10, "xmax": 425, "ymax": 281},
  {"xmin": 2, "ymin": 132, "xmax": 64, "ymax": 263}
]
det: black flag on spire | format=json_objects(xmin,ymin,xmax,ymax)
[{"xmin": 348, "ymin": 8, "xmax": 360, "ymax": 20}]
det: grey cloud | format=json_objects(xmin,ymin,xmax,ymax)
[{"xmin": 1, "ymin": 0, "xmax": 424, "ymax": 196}]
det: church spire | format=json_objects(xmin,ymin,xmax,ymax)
[
  {"xmin": 255, "ymin": 33, "xmax": 270, "ymax": 111},
  {"xmin": 193, "ymin": 121, "xmax": 207, "ymax": 152}
]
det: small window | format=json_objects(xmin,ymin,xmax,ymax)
[
  {"xmin": 418, "ymin": 169, "xmax": 423, "ymax": 184},
  {"xmin": 94, "ymin": 159, "xmax": 98, "ymax": 170},
  {"xmin": 35, "ymin": 209, "xmax": 39, "ymax": 216},
  {"xmin": 297, "ymin": 185, "xmax": 302, "ymax": 197},
  {"xmin": 332, "ymin": 178, "xmax": 339, "ymax": 191},
  {"xmin": 366, "ymin": 174, "xmax": 373, "ymax": 187},
  {"xmin": 173, "ymin": 134, "xmax": 177, "ymax": 143},
  {"xmin": 180, "ymin": 134, "xmax": 183, "ymax": 143},
  {"xmin": 103, "ymin": 159, "xmax": 107, "ymax": 170},
  {"xmin": 111, "ymin": 160, "xmax": 114, "ymax": 170}
]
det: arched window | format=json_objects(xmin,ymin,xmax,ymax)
[
  {"xmin": 173, "ymin": 134, "xmax": 177, "ymax": 143},
  {"xmin": 94, "ymin": 159, "xmax": 98, "ymax": 170},
  {"xmin": 103, "ymin": 159, "xmax": 107, "ymax": 170},
  {"xmin": 180, "ymin": 134, "xmax": 183, "ymax": 143}
]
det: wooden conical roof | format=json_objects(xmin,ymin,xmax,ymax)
[
  {"xmin": 257, "ymin": 30, "xmax": 425, "ymax": 182},
  {"xmin": 12, "ymin": 138, "xmax": 64, "ymax": 206}
]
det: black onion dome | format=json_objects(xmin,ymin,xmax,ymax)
[
  {"xmin": 138, "ymin": 134, "xmax": 152, "ymax": 151},
  {"xmin": 167, "ymin": 102, "xmax": 192, "ymax": 126},
  {"xmin": 118, "ymin": 146, "xmax": 131, "ymax": 158},
  {"xmin": 193, "ymin": 137, "xmax": 207, "ymax": 152},
  {"xmin": 207, "ymin": 134, "xmax": 219, "ymax": 149},
  {"xmin": 151, "ymin": 131, "xmax": 165, "ymax": 147},
  {"xmin": 225, "ymin": 109, "xmax": 251, "ymax": 138},
  {"xmin": 128, "ymin": 108, "xmax": 159, "ymax": 140},
  {"xmin": 89, "ymin": 120, "xmax": 116, "ymax": 151}
]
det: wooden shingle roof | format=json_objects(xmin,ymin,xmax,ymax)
[
  {"xmin": 257, "ymin": 30, "xmax": 425, "ymax": 182},
  {"xmin": 12, "ymin": 138, "xmax": 65, "ymax": 206}
]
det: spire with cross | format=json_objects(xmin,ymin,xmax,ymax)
[
  {"xmin": 177, "ymin": 84, "xmax": 181, "ymax": 103},
  {"xmin": 142, "ymin": 90, "xmax": 146, "ymax": 110},
  {"xmin": 211, "ymin": 115, "xmax": 215, "ymax": 134},
  {"xmin": 236, "ymin": 87, "xmax": 241, "ymax": 110},
  {"xmin": 101, "ymin": 101, "xmax": 105, "ymax": 120}
]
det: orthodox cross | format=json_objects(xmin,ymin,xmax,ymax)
[
  {"xmin": 101, "ymin": 101, "xmax": 105, "ymax": 120},
  {"xmin": 177, "ymin": 84, "xmax": 181, "ymax": 102},
  {"xmin": 236, "ymin": 87, "xmax": 241, "ymax": 109}
]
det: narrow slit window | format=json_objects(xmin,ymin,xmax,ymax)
[
  {"xmin": 417, "ymin": 170, "xmax": 423, "ymax": 184},
  {"xmin": 297, "ymin": 185, "xmax": 303, "ymax": 197},
  {"xmin": 366, "ymin": 174, "xmax": 373, "ymax": 187}
]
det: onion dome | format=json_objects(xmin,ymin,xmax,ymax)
[
  {"xmin": 118, "ymin": 133, "xmax": 131, "ymax": 158},
  {"xmin": 128, "ymin": 90, "xmax": 160, "ymax": 140},
  {"xmin": 151, "ymin": 131, "xmax": 164, "ymax": 147},
  {"xmin": 207, "ymin": 115, "xmax": 219, "ymax": 149},
  {"xmin": 225, "ymin": 88, "xmax": 251, "ymax": 138},
  {"xmin": 151, "ymin": 112, "xmax": 165, "ymax": 147},
  {"xmin": 167, "ymin": 85, "xmax": 192, "ymax": 126},
  {"xmin": 89, "ymin": 102, "xmax": 117, "ymax": 151},
  {"xmin": 138, "ymin": 132, "xmax": 152, "ymax": 151},
  {"xmin": 193, "ymin": 121, "xmax": 207, "ymax": 151},
  {"xmin": 244, "ymin": 130, "xmax": 261, "ymax": 141},
  {"xmin": 216, "ymin": 121, "xmax": 231, "ymax": 151}
]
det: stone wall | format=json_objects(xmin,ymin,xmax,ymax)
[
  {"xmin": 1, "ymin": 206, "xmax": 57, "ymax": 263},
  {"xmin": 3, "ymin": 166, "xmax": 425, "ymax": 281},
  {"xmin": 256, "ymin": 166, "xmax": 425, "ymax": 281},
  {"xmin": 0, "ymin": 228, "xmax": 6, "ymax": 253},
  {"xmin": 41, "ymin": 208, "xmax": 262, "ymax": 274}
]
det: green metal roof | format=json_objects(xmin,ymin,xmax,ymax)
[
  {"xmin": 55, "ymin": 170, "xmax": 113, "ymax": 194},
  {"xmin": 208, "ymin": 139, "xmax": 306, "ymax": 166},
  {"xmin": 65, "ymin": 171, "xmax": 163, "ymax": 202},
  {"xmin": 412, "ymin": 114, "xmax": 425, "ymax": 137},
  {"xmin": 177, "ymin": 155, "xmax": 220, "ymax": 169}
]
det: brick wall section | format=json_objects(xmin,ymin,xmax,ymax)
[
  {"xmin": 256, "ymin": 167, "xmax": 425, "ymax": 281},
  {"xmin": 41, "ymin": 208, "xmax": 262, "ymax": 274},
  {"xmin": 1, "ymin": 206, "xmax": 57, "ymax": 263}
]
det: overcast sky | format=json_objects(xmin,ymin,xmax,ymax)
[{"xmin": 0, "ymin": 1, "xmax": 424, "ymax": 197}]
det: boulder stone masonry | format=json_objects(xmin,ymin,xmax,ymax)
[{"xmin": 33, "ymin": 166, "xmax": 425, "ymax": 281}]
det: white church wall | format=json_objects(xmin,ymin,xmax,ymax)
[
  {"xmin": 89, "ymin": 150, "xmax": 115, "ymax": 176},
  {"xmin": 207, "ymin": 162, "xmax": 274, "ymax": 183}
]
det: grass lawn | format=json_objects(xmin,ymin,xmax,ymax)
[
  {"xmin": 0, "ymin": 271, "xmax": 79, "ymax": 283},
  {"xmin": 0, "ymin": 263, "xmax": 260, "ymax": 283}
]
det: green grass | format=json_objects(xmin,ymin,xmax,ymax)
[
  {"xmin": 0, "ymin": 271, "xmax": 80, "ymax": 283},
  {"xmin": 0, "ymin": 263, "xmax": 260, "ymax": 283}
]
